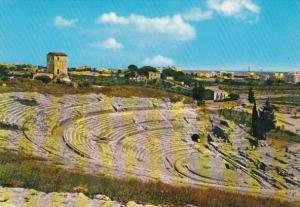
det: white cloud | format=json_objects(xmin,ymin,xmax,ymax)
[
  {"xmin": 54, "ymin": 16, "xmax": 78, "ymax": 27},
  {"xmin": 96, "ymin": 12, "xmax": 196, "ymax": 41},
  {"xmin": 143, "ymin": 55, "xmax": 174, "ymax": 67},
  {"xmin": 96, "ymin": 12, "xmax": 129, "ymax": 25},
  {"xmin": 183, "ymin": 8, "xmax": 213, "ymax": 21},
  {"xmin": 130, "ymin": 14, "xmax": 195, "ymax": 40},
  {"xmin": 89, "ymin": 38, "xmax": 124, "ymax": 49},
  {"xmin": 207, "ymin": 0, "xmax": 260, "ymax": 19}
]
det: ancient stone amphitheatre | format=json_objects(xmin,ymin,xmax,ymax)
[{"xmin": 0, "ymin": 92, "xmax": 300, "ymax": 204}]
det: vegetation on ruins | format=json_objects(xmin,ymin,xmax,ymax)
[{"xmin": 0, "ymin": 151, "xmax": 295, "ymax": 207}]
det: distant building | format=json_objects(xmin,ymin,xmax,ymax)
[
  {"xmin": 286, "ymin": 72, "xmax": 300, "ymax": 84},
  {"xmin": 206, "ymin": 86, "xmax": 228, "ymax": 101},
  {"xmin": 147, "ymin": 71, "xmax": 161, "ymax": 80},
  {"xmin": 259, "ymin": 72, "xmax": 271, "ymax": 81},
  {"xmin": 165, "ymin": 76, "xmax": 174, "ymax": 81},
  {"xmin": 274, "ymin": 72, "xmax": 285, "ymax": 81},
  {"xmin": 131, "ymin": 75, "xmax": 147, "ymax": 82},
  {"xmin": 47, "ymin": 52, "xmax": 68, "ymax": 77},
  {"xmin": 196, "ymin": 71, "xmax": 216, "ymax": 79},
  {"xmin": 217, "ymin": 71, "xmax": 234, "ymax": 79},
  {"xmin": 98, "ymin": 68, "xmax": 112, "ymax": 77},
  {"xmin": 247, "ymin": 72, "xmax": 260, "ymax": 80}
]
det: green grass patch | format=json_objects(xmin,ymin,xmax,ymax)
[
  {"xmin": 0, "ymin": 151, "xmax": 296, "ymax": 207},
  {"xmin": 271, "ymin": 96, "xmax": 300, "ymax": 106},
  {"xmin": 268, "ymin": 128, "xmax": 300, "ymax": 143},
  {"xmin": 219, "ymin": 109, "xmax": 252, "ymax": 127}
]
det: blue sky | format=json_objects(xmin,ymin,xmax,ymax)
[{"xmin": 0, "ymin": 0, "xmax": 299, "ymax": 71}]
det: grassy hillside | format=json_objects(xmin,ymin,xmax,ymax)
[{"xmin": 0, "ymin": 150, "xmax": 296, "ymax": 207}]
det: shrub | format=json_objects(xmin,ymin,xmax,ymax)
[
  {"xmin": 228, "ymin": 93, "xmax": 239, "ymax": 100},
  {"xmin": 35, "ymin": 75, "xmax": 52, "ymax": 84}
]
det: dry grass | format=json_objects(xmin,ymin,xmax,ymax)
[
  {"xmin": 0, "ymin": 150, "xmax": 296, "ymax": 207},
  {"xmin": 0, "ymin": 78, "xmax": 191, "ymax": 103}
]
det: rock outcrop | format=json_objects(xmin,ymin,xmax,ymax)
[{"xmin": 0, "ymin": 186, "xmax": 160, "ymax": 207}]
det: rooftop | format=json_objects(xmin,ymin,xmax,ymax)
[{"xmin": 47, "ymin": 52, "xmax": 68, "ymax": 57}]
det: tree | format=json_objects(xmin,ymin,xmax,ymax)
[
  {"xmin": 251, "ymin": 101, "xmax": 259, "ymax": 144},
  {"xmin": 248, "ymin": 87, "xmax": 255, "ymax": 103},
  {"xmin": 139, "ymin": 66, "xmax": 158, "ymax": 76},
  {"xmin": 161, "ymin": 68, "xmax": 184, "ymax": 79},
  {"xmin": 0, "ymin": 66, "xmax": 9, "ymax": 81},
  {"xmin": 260, "ymin": 99, "xmax": 276, "ymax": 133},
  {"xmin": 36, "ymin": 75, "xmax": 52, "ymax": 84},
  {"xmin": 128, "ymin": 65, "xmax": 138, "ymax": 78},
  {"xmin": 192, "ymin": 82, "xmax": 198, "ymax": 100},
  {"xmin": 253, "ymin": 99, "xmax": 276, "ymax": 140},
  {"xmin": 192, "ymin": 82, "xmax": 206, "ymax": 102}
]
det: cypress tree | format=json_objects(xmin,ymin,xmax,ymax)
[
  {"xmin": 256, "ymin": 99, "xmax": 276, "ymax": 140},
  {"xmin": 251, "ymin": 101, "xmax": 259, "ymax": 145},
  {"xmin": 251, "ymin": 101, "xmax": 258, "ymax": 135},
  {"xmin": 192, "ymin": 82, "xmax": 206, "ymax": 102},
  {"xmin": 197, "ymin": 83, "xmax": 206, "ymax": 102},
  {"xmin": 248, "ymin": 87, "xmax": 255, "ymax": 103},
  {"xmin": 261, "ymin": 99, "xmax": 276, "ymax": 134},
  {"xmin": 192, "ymin": 82, "xmax": 198, "ymax": 100}
]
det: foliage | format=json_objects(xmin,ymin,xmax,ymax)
[
  {"xmin": 268, "ymin": 128, "xmax": 300, "ymax": 143},
  {"xmin": 127, "ymin": 64, "xmax": 138, "ymax": 78},
  {"xmin": 219, "ymin": 109, "xmax": 252, "ymax": 127},
  {"xmin": 251, "ymin": 102, "xmax": 259, "ymax": 142},
  {"xmin": 70, "ymin": 74, "xmax": 192, "ymax": 97},
  {"xmin": 0, "ymin": 66, "xmax": 9, "ymax": 81},
  {"xmin": 160, "ymin": 68, "xmax": 194, "ymax": 86},
  {"xmin": 228, "ymin": 93, "xmax": 239, "ymax": 100},
  {"xmin": 219, "ymin": 82, "xmax": 300, "ymax": 94},
  {"xmin": 192, "ymin": 82, "xmax": 206, "ymax": 102},
  {"xmin": 138, "ymin": 66, "xmax": 158, "ymax": 76},
  {"xmin": 0, "ymin": 122, "xmax": 20, "ymax": 131},
  {"xmin": 255, "ymin": 99, "xmax": 276, "ymax": 140},
  {"xmin": 0, "ymin": 78, "xmax": 190, "ymax": 101},
  {"xmin": 35, "ymin": 75, "xmax": 52, "ymax": 84},
  {"xmin": 161, "ymin": 68, "xmax": 184, "ymax": 79},
  {"xmin": 270, "ymin": 96, "xmax": 300, "ymax": 106},
  {"xmin": 0, "ymin": 151, "xmax": 294, "ymax": 207},
  {"xmin": 248, "ymin": 87, "xmax": 255, "ymax": 103}
]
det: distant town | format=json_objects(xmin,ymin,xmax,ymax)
[{"xmin": 0, "ymin": 51, "xmax": 300, "ymax": 102}]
